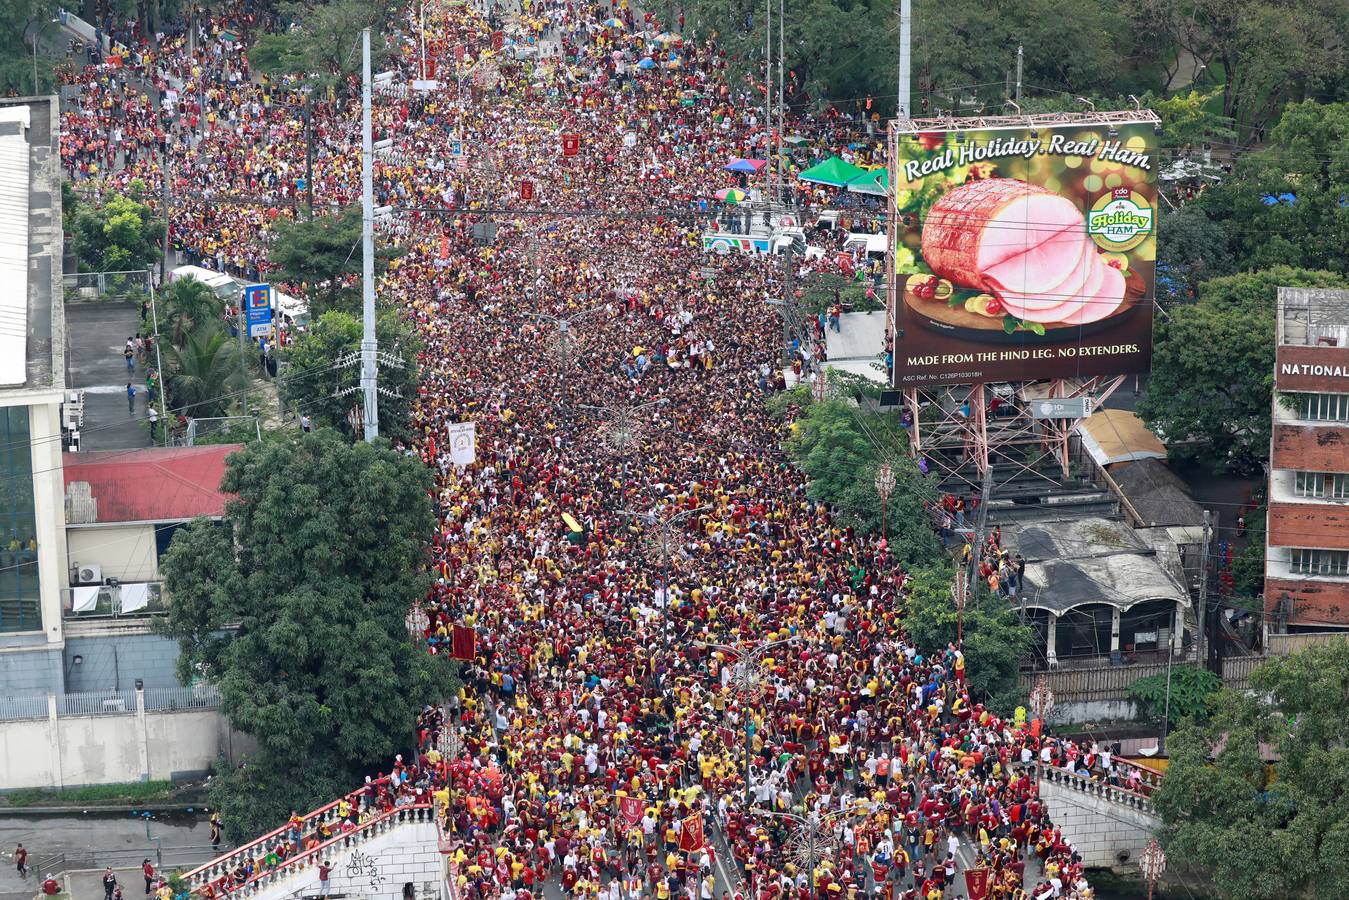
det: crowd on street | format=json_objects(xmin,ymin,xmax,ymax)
[{"xmin": 56, "ymin": 1, "xmax": 1145, "ymax": 898}]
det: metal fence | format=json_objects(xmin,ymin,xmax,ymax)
[
  {"xmin": 62, "ymin": 269, "xmax": 151, "ymax": 302},
  {"xmin": 0, "ymin": 686, "xmax": 222, "ymax": 722},
  {"xmin": 59, "ymin": 690, "xmax": 139, "ymax": 717},
  {"xmin": 1018, "ymin": 655, "xmax": 1263, "ymax": 702},
  {"xmin": 143, "ymin": 684, "xmax": 221, "ymax": 711},
  {"xmin": 0, "ymin": 694, "xmax": 49, "ymax": 720}
]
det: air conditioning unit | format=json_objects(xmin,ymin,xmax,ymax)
[{"xmin": 75, "ymin": 563, "xmax": 102, "ymax": 585}]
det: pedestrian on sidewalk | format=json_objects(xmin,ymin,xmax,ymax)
[
  {"xmin": 103, "ymin": 867, "xmax": 118, "ymax": 900},
  {"xmin": 142, "ymin": 860, "xmax": 155, "ymax": 895},
  {"xmin": 127, "ymin": 383, "xmax": 136, "ymax": 413},
  {"xmin": 125, "ymin": 338, "xmax": 136, "ymax": 372},
  {"xmin": 148, "ymin": 406, "xmax": 159, "ymax": 439},
  {"xmin": 14, "ymin": 843, "xmax": 28, "ymax": 879}
]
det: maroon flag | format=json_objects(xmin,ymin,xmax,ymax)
[
  {"xmin": 451, "ymin": 624, "xmax": 476, "ymax": 661},
  {"xmin": 679, "ymin": 812, "xmax": 705, "ymax": 852},
  {"xmin": 963, "ymin": 868, "xmax": 990, "ymax": 900},
  {"xmin": 619, "ymin": 795, "xmax": 644, "ymax": 829}
]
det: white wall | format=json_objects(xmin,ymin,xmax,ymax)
[
  {"xmin": 1037, "ymin": 766, "xmax": 1161, "ymax": 867},
  {"xmin": 67, "ymin": 524, "xmax": 159, "ymax": 584},
  {"xmin": 241, "ymin": 821, "xmax": 446, "ymax": 900},
  {"xmin": 31, "ymin": 400, "xmax": 70, "ymax": 644},
  {"xmin": 0, "ymin": 705, "xmax": 255, "ymax": 789}
]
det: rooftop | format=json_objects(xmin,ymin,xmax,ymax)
[
  {"xmin": 1108, "ymin": 458, "xmax": 1205, "ymax": 528},
  {"xmin": 1278, "ymin": 286, "xmax": 1349, "ymax": 348},
  {"xmin": 0, "ymin": 96, "xmax": 62, "ymax": 396},
  {"xmin": 63, "ymin": 445, "xmax": 243, "ymax": 525},
  {"xmin": 1005, "ymin": 516, "xmax": 1190, "ymax": 615}
]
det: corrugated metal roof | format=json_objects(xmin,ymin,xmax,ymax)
[
  {"xmin": 0, "ymin": 113, "xmax": 29, "ymax": 387},
  {"xmin": 62, "ymin": 445, "xmax": 245, "ymax": 524}
]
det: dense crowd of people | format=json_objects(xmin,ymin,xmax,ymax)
[{"xmin": 57, "ymin": 2, "xmax": 1155, "ymax": 899}]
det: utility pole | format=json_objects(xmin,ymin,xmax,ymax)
[
  {"xmin": 897, "ymin": 0, "xmax": 911, "ymax": 117},
  {"xmin": 359, "ymin": 27, "xmax": 380, "ymax": 442},
  {"xmin": 160, "ymin": 148, "xmax": 170, "ymax": 286},
  {"xmin": 1197, "ymin": 508, "xmax": 1212, "ymax": 671},
  {"xmin": 764, "ymin": 0, "xmax": 773, "ymax": 203},
  {"xmin": 303, "ymin": 89, "xmax": 314, "ymax": 219},
  {"xmin": 1015, "ymin": 44, "xmax": 1023, "ymax": 103},
  {"xmin": 777, "ymin": 0, "xmax": 784, "ymax": 205}
]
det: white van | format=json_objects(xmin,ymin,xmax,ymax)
[
  {"xmin": 168, "ymin": 265, "xmax": 240, "ymax": 304},
  {"xmin": 273, "ymin": 289, "xmax": 311, "ymax": 328}
]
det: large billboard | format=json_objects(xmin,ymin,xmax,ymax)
[{"xmin": 890, "ymin": 116, "xmax": 1157, "ymax": 387}]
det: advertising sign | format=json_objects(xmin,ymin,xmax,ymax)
[
  {"xmin": 891, "ymin": 115, "xmax": 1157, "ymax": 387},
  {"xmin": 243, "ymin": 283, "xmax": 274, "ymax": 339}
]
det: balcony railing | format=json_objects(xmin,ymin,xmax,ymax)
[{"xmin": 64, "ymin": 582, "xmax": 166, "ymax": 618}]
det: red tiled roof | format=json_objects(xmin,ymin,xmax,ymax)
[{"xmin": 63, "ymin": 445, "xmax": 244, "ymax": 524}]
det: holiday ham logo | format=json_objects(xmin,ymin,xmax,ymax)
[{"xmin": 891, "ymin": 116, "xmax": 1158, "ymax": 387}]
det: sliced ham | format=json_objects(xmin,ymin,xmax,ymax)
[
  {"xmin": 921, "ymin": 179, "xmax": 1083, "ymax": 279},
  {"xmin": 992, "ymin": 238, "xmax": 1095, "ymax": 318},
  {"xmin": 1057, "ymin": 261, "xmax": 1126, "ymax": 325},
  {"xmin": 1016, "ymin": 251, "xmax": 1111, "ymax": 324}
]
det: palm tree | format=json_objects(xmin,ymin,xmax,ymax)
[
  {"xmin": 161, "ymin": 278, "xmax": 220, "ymax": 348},
  {"xmin": 165, "ymin": 324, "xmax": 245, "ymax": 419}
]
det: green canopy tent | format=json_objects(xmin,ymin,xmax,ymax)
[
  {"xmin": 846, "ymin": 167, "xmax": 888, "ymax": 196},
  {"xmin": 797, "ymin": 156, "xmax": 867, "ymax": 187}
]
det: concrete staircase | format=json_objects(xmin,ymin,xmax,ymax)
[
  {"xmin": 1034, "ymin": 762, "xmax": 1163, "ymax": 868},
  {"xmin": 184, "ymin": 801, "xmax": 445, "ymax": 900}
]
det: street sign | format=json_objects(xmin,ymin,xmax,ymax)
[
  {"xmin": 243, "ymin": 283, "xmax": 274, "ymax": 339},
  {"xmin": 1030, "ymin": 397, "xmax": 1094, "ymax": 420},
  {"xmin": 448, "ymin": 138, "xmax": 464, "ymax": 158}
]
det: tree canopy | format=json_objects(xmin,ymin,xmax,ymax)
[
  {"xmin": 1155, "ymin": 640, "xmax": 1349, "ymax": 898},
  {"xmin": 282, "ymin": 309, "xmax": 420, "ymax": 443},
  {"xmin": 158, "ymin": 433, "xmax": 457, "ymax": 839},
  {"xmin": 267, "ymin": 206, "xmax": 401, "ymax": 315},
  {"xmin": 779, "ymin": 389, "xmax": 940, "ymax": 566},
  {"xmin": 247, "ymin": 0, "xmax": 394, "ymax": 85},
  {"xmin": 1137, "ymin": 266, "xmax": 1347, "ymax": 473},
  {"xmin": 72, "ymin": 193, "xmax": 165, "ymax": 274}
]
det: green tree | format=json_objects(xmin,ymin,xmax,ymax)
[
  {"xmin": 1, "ymin": 0, "xmax": 59, "ymax": 95},
  {"xmin": 72, "ymin": 193, "xmax": 164, "ymax": 273},
  {"xmin": 1137, "ymin": 266, "xmax": 1347, "ymax": 472},
  {"xmin": 1198, "ymin": 101, "xmax": 1349, "ymax": 274},
  {"xmin": 268, "ymin": 207, "xmax": 400, "ymax": 315},
  {"xmin": 282, "ymin": 309, "xmax": 420, "ymax": 442},
  {"xmin": 161, "ymin": 277, "xmax": 220, "ymax": 348},
  {"xmin": 165, "ymin": 324, "xmax": 246, "ymax": 419},
  {"xmin": 158, "ymin": 433, "xmax": 458, "ymax": 839},
  {"xmin": 784, "ymin": 393, "xmax": 940, "ymax": 565},
  {"xmin": 1155, "ymin": 205, "xmax": 1234, "ymax": 306},
  {"xmin": 247, "ymin": 0, "xmax": 394, "ymax": 85},
  {"xmin": 1155, "ymin": 640, "xmax": 1349, "ymax": 898},
  {"xmin": 900, "ymin": 565, "xmax": 1035, "ymax": 710},
  {"xmin": 1127, "ymin": 664, "xmax": 1221, "ymax": 727}
]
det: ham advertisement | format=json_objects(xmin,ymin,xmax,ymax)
[{"xmin": 890, "ymin": 116, "xmax": 1157, "ymax": 387}]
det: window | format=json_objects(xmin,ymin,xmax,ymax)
[
  {"xmin": 1291, "ymin": 548, "xmax": 1349, "ymax": 576},
  {"xmin": 1294, "ymin": 471, "xmax": 1349, "ymax": 499},
  {"xmin": 1301, "ymin": 392, "xmax": 1349, "ymax": 422},
  {"xmin": 0, "ymin": 406, "xmax": 41, "ymax": 632}
]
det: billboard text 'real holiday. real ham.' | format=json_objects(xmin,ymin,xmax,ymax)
[{"xmin": 890, "ymin": 117, "xmax": 1157, "ymax": 387}]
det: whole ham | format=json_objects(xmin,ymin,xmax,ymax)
[{"xmin": 921, "ymin": 178, "xmax": 1126, "ymax": 324}]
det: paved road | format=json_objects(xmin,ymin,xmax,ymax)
[
  {"xmin": 0, "ymin": 815, "xmax": 213, "ymax": 900},
  {"xmin": 66, "ymin": 301, "xmax": 157, "ymax": 452}
]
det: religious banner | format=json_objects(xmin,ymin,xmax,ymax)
[
  {"xmin": 619, "ymin": 795, "xmax": 645, "ymax": 829},
  {"xmin": 679, "ymin": 812, "xmax": 705, "ymax": 852},
  {"xmin": 964, "ymin": 867, "xmax": 991, "ymax": 900},
  {"xmin": 449, "ymin": 421, "xmax": 476, "ymax": 465},
  {"xmin": 451, "ymin": 624, "xmax": 476, "ymax": 661}
]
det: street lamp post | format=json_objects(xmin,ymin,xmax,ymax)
[
  {"xmin": 525, "ymin": 307, "xmax": 605, "ymax": 370},
  {"xmin": 749, "ymin": 806, "xmax": 854, "ymax": 898},
  {"xmin": 1139, "ymin": 838, "xmax": 1166, "ymax": 900},
  {"xmin": 619, "ymin": 502, "xmax": 710, "ymax": 661},
  {"xmin": 578, "ymin": 398, "xmax": 669, "ymax": 456},
  {"xmin": 874, "ymin": 462, "xmax": 895, "ymax": 539},
  {"xmin": 27, "ymin": 18, "xmax": 61, "ymax": 95},
  {"xmin": 1029, "ymin": 674, "xmax": 1055, "ymax": 789}
]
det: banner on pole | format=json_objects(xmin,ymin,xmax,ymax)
[{"xmin": 448, "ymin": 422, "xmax": 476, "ymax": 465}]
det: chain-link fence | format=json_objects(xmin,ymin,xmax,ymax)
[{"xmin": 63, "ymin": 269, "xmax": 152, "ymax": 304}]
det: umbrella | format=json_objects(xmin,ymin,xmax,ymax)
[
  {"xmin": 638, "ymin": 57, "xmax": 656, "ymax": 69},
  {"xmin": 602, "ymin": 17, "xmax": 623, "ymax": 27},
  {"xmin": 783, "ymin": 135, "xmax": 810, "ymax": 145},
  {"xmin": 797, "ymin": 155, "xmax": 867, "ymax": 187},
  {"xmin": 724, "ymin": 158, "xmax": 766, "ymax": 173},
  {"xmin": 714, "ymin": 188, "xmax": 748, "ymax": 204},
  {"xmin": 655, "ymin": 31, "xmax": 680, "ymax": 43}
]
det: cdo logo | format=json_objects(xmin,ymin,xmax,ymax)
[{"xmin": 1087, "ymin": 187, "xmax": 1153, "ymax": 252}]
